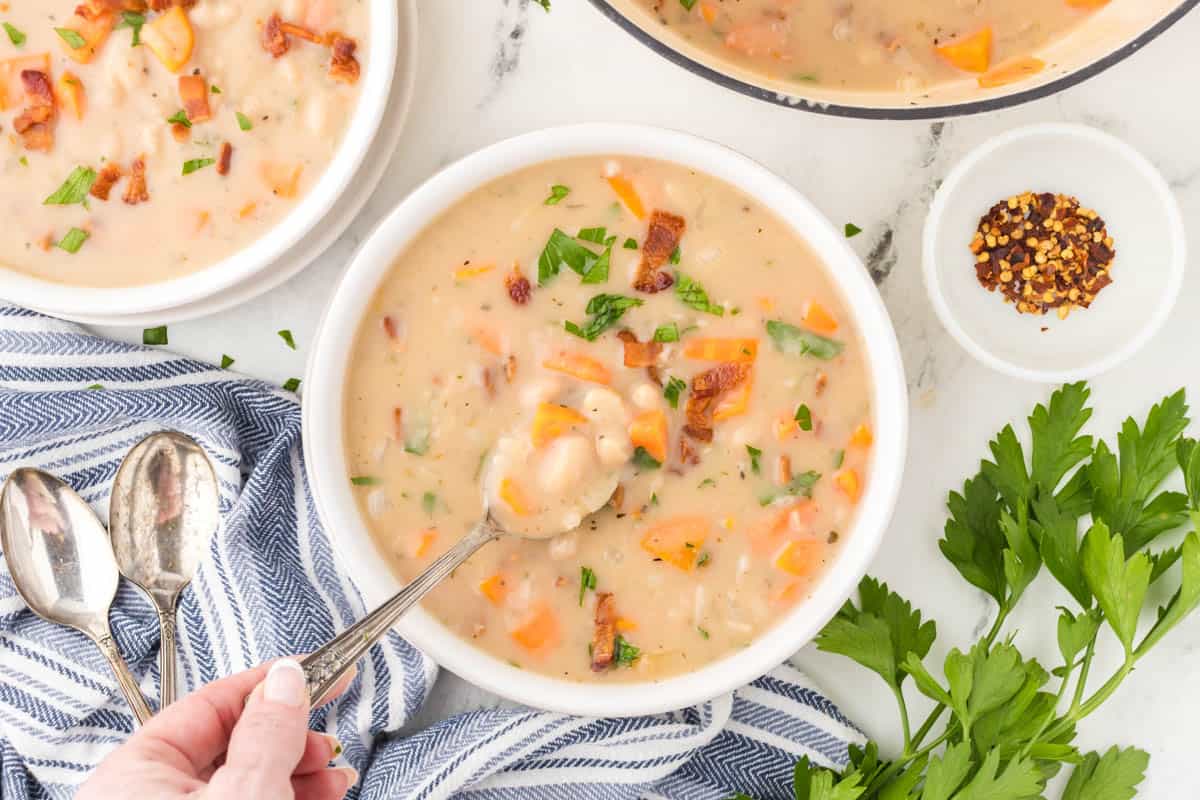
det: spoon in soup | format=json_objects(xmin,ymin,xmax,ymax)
[
  {"xmin": 301, "ymin": 435, "xmax": 620, "ymax": 707},
  {"xmin": 0, "ymin": 469, "xmax": 154, "ymax": 724}
]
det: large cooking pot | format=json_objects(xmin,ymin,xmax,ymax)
[{"xmin": 589, "ymin": 0, "xmax": 1197, "ymax": 119}]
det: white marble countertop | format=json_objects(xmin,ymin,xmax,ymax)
[{"xmin": 97, "ymin": 2, "xmax": 1200, "ymax": 794}]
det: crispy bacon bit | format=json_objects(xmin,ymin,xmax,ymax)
[
  {"xmin": 684, "ymin": 362, "xmax": 751, "ymax": 442},
  {"xmin": 481, "ymin": 367, "xmax": 496, "ymax": 399},
  {"xmin": 382, "ymin": 314, "xmax": 402, "ymax": 343},
  {"xmin": 645, "ymin": 365, "xmax": 663, "ymax": 387},
  {"xmin": 504, "ymin": 354, "xmax": 517, "ymax": 383},
  {"xmin": 123, "ymin": 155, "xmax": 148, "ymax": 205},
  {"xmin": 217, "ymin": 141, "xmax": 233, "ymax": 176},
  {"xmin": 328, "ymin": 34, "xmax": 360, "ymax": 84},
  {"xmin": 633, "ymin": 210, "xmax": 685, "ymax": 293},
  {"xmin": 616, "ymin": 330, "xmax": 662, "ymax": 368},
  {"xmin": 590, "ymin": 592, "xmax": 617, "ymax": 672},
  {"xmin": 814, "ymin": 371, "xmax": 828, "ymax": 397},
  {"xmin": 280, "ymin": 20, "xmax": 323, "ymax": 44},
  {"xmin": 392, "ymin": 407, "xmax": 404, "ymax": 442},
  {"xmin": 679, "ymin": 437, "xmax": 700, "ymax": 466},
  {"xmin": 79, "ymin": 0, "xmax": 151, "ymax": 17},
  {"xmin": 262, "ymin": 13, "xmax": 290, "ymax": 58},
  {"xmin": 179, "ymin": 74, "xmax": 211, "ymax": 123},
  {"xmin": 609, "ymin": 484, "xmax": 625, "ymax": 512},
  {"xmin": 37, "ymin": 232, "xmax": 55, "ymax": 252},
  {"xmin": 147, "ymin": 0, "xmax": 196, "ymax": 10},
  {"xmin": 90, "ymin": 162, "xmax": 123, "ymax": 201},
  {"xmin": 14, "ymin": 71, "xmax": 56, "ymax": 152},
  {"xmin": 505, "ymin": 264, "xmax": 532, "ymax": 306}
]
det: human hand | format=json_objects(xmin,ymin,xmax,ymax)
[{"xmin": 78, "ymin": 659, "xmax": 358, "ymax": 800}]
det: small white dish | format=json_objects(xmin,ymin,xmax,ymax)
[
  {"xmin": 303, "ymin": 124, "xmax": 909, "ymax": 717},
  {"xmin": 923, "ymin": 123, "xmax": 1186, "ymax": 383}
]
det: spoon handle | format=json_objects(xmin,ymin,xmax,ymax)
[
  {"xmin": 158, "ymin": 605, "xmax": 178, "ymax": 709},
  {"xmin": 95, "ymin": 633, "xmax": 153, "ymax": 724},
  {"xmin": 301, "ymin": 518, "xmax": 502, "ymax": 707}
]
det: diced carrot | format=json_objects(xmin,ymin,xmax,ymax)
[
  {"xmin": 531, "ymin": 403, "xmax": 588, "ymax": 448},
  {"xmin": 142, "ymin": 6, "xmax": 194, "ymax": 72},
  {"xmin": 260, "ymin": 162, "xmax": 304, "ymax": 198},
  {"xmin": 471, "ymin": 326, "xmax": 506, "ymax": 356},
  {"xmin": 699, "ymin": 1, "xmax": 718, "ymax": 24},
  {"xmin": 801, "ymin": 300, "xmax": 838, "ymax": 335},
  {"xmin": 1065, "ymin": 0, "xmax": 1110, "ymax": 7},
  {"xmin": 542, "ymin": 352, "xmax": 612, "ymax": 385},
  {"xmin": 606, "ymin": 175, "xmax": 646, "ymax": 220},
  {"xmin": 628, "ymin": 409, "xmax": 668, "ymax": 463},
  {"xmin": 850, "ymin": 423, "xmax": 874, "ymax": 448},
  {"xmin": 772, "ymin": 581, "xmax": 805, "ymax": 606},
  {"xmin": 454, "ymin": 263, "xmax": 495, "ymax": 280},
  {"xmin": 683, "ymin": 338, "xmax": 758, "ymax": 362},
  {"xmin": 236, "ymin": 201, "xmax": 257, "ymax": 220},
  {"xmin": 978, "ymin": 56, "xmax": 1045, "ymax": 89},
  {"xmin": 935, "ymin": 27, "xmax": 993, "ymax": 73},
  {"xmin": 413, "ymin": 528, "xmax": 437, "ymax": 558},
  {"xmin": 721, "ymin": 516, "xmax": 736, "ymax": 531},
  {"xmin": 178, "ymin": 74, "xmax": 211, "ymax": 123},
  {"xmin": 0, "ymin": 54, "xmax": 51, "ymax": 111},
  {"xmin": 478, "ymin": 573, "xmax": 508, "ymax": 606},
  {"xmin": 750, "ymin": 500, "xmax": 819, "ymax": 555},
  {"xmin": 835, "ymin": 469, "xmax": 861, "ymax": 504},
  {"xmin": 59, "ymin": 10, "xmax": 114, "ymax": 64},
  {"xmin": 56, "ymin": 72, "xmax": 85, "ymax": 120},
  {"xmin": 774, "ymin": 538, "xmax": 823, "ymax": 577},
  {"xmin": 615, "ymin": 617, "xmax": 638, "ymax": 633},
  {"xmin": 510, "ymin": 604, "xmax": 560, "ymax": 651},
  {"xmin": 194, "ymin": 210, "xmax": 210, "ymax": 233},
  {"xmin": 499, "ymin": 477, "xmax": 532, "ymax": 516},
  {"xmin": 640, "ymin": 515, "xmax": 710, "ymax": 571},
  {"xmin": 757, "ymin": 296, "xmax": 775, "ymax": 312},
  {"xmin": 713, "ymin": 370, "xmax": 754, "ymax": 421}
]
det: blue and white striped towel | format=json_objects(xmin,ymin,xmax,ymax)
[{"xmin": 0, "ymin": 304, "xmax": 863, "ymax": 799}]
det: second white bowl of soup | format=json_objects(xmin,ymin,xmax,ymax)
[
  {"xmin": 0, "ymin": 0, "xmax": 396, "ymax": 318},
  {"xmin": 304, "ymin": 124, "xmax": 908, "ymax": 716}
]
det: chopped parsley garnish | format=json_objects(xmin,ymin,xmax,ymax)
[
  {"xmin": 142, "ymin": 326, "xmax": 168, "ymax": 346},
  {"xmin": 697, "ymin": 551, "xmax": 711, "ymax": 568},
  {"xmin": 623, "ymin": 237, "xmax": 638, "ymax": 250},
  {"xmin": 57, "ymin": 228, "xmax": 89, "ymax": 254},
  {"xmin": 631, "ymin": 447, "xmax": 662, "ymax": 471},
  {"xmin": 44, "ymin": 166, "xmax": 97, "ymax": 205},
  {"xmin": 277, "ymin": 329, "xmax": 297, "ymax": 350},
  {"xmin": 543, "ymin": 184, "xmax": 569, "ymax": 205},
  {"xmin": 652, "ymin": 323, "xmax": 680, "ymax": 343},
  {"xmin": 115, "ymin": 11, "xmax": 146, "ymax": 46},
  {"xmin": 421, "ymin": 491, "xmax": 437, "ymax": 515},
  {"xmin": 404, "ymin": 418, "xmax": 431, "ymax": 456},
  {"xmin": 765, "ymin": 319, "xmax": 843, "ymax": 360},
  {"xmin": 578, "ymin": 566, "xmax": 597, "ymax": 606},
  {"xmin": 669, "ymin": 246, "xmax": 681, "ymax": 265},
  {"xmin": 746, "ymin": 445, "xmax": 762, "ymax": 474},
  {"xmin": 236, "ymin": 111, "xmax": 253, "ymax": 131},
  {"xmin": 220, "ymin": 354, "xmax": 235, "ymax": 369},
  {"xmin": 795, "ymin": 403, "xmax": 813, "ymax": 431},
  {"xmin": 833, "ymin": 449, "xmax": 845, "ymax": 469},
  {"xmin": 210, "ymin": 84, "xmax": 222, "ymax": 94},
  {"xmin": 282, "ymin": 377, "xmax": 301, "ymax": 392},
  {"xmin": 538, "ymin": 228, "xmax": 609, "ymax": 285},
  {"xmin": 698, "ymin": 478, "xmax": 717, "ymax": 489},
  {"xmin": 564, "ymin": 293, "xmax": 643, "ymax": 341},
  {"xmin": 697, "ymin": 626, "xmax": 710, "ymax": 639},
  {"xmin": 3, "ymin": 22, "xmax": 26, "ymax": 46},
  {"xmin": 577, "ymin": 226, "xmax": 607, "ymax": 244},
  {"xmin": 614, "ymin": 636, "xmax": 640, "ymax": 667},
  {"xmin": 534, "ymin": 0, "xmax": 550, "ymax": 11},
  {"xmin": 182, "ymin": 158, "xmax": 216, "ymax": 175},
  {"xmin": 844, "ymin": 222, "xmax": 863, "ymax": 238},
  {"xmin": 86, "ymin": 383, "xmax": 104, "ymax": 391},
  {"xmin": 664, "ymin": 376, "xmax": 687, "ymax": 409},
  {"xmin": 679, "ymin": 0, "xmax": 699, "ymax": 8},
  {"xmin": 18, "ymin": 156, "xmax": 28, "ymax": 167},
  {"xmin": 54, "ymin": 27, "xmax": 86, "ymax": 49},
  {"xmin": 675, "ymin": 271, "xmax": 724, "ymax": 316},
  {"xmin": 166, "ymin": 110, "xmax": 192, "ymax": 128},
  {"xmin": 350, "ymin": 476, "xmax": 381, "ymax": 486},
  {"xmin": 759, "ymin": 470, "xmax": 822, "ymax": 506}
]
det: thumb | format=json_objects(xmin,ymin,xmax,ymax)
[{"xmin": 207, "ymin": 659, "xmax": 311, "ymax": 798}]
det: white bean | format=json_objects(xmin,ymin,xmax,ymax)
[
  {"xmin": 583, "ymin": 387, "xmax": 628, "ymax": 427},
  {"xmin": 595, "ymin": 430, "xmax": 632, "ymax": 468},
  {"xmin": 538, "ymin": 435, "xmax": 594, "ymax": 495},
  {"xmin": 548, "ymin": 531, "xmax": 578, "ymax": 560},
  {"xmin": 631, "ymin": 382, "xmax": 661, "ymax": 411},
  {"xmin": 520, "ymin": 376, "xmax": 563, "ymax": 407}
]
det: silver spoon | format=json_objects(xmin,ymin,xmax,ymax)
[
  {"xmin": 301, "ymin": 465, "xmax": 620, "ymax": 707},
  {"xmin": 0, "ymin": 469, "xmax": 153, "ymax": 724},
  {"xmin": 110, "ymin": 432, "xmax": 219, "ymax": 710}
]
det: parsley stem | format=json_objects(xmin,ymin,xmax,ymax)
[
  {"xmin": 1069, "ymin": 635, "xmax": 1098, "ymax": 714},
  {"xmin": 1045, "ymin": 655, "xmax": 1135, "ymax": 742},
  {"xmin": 866, "ymin": 724, "xmax": 956, "ymax": 793},
  {"xmin": 890, "ymin": 684, "xmax": 913, "ymax": 753}
]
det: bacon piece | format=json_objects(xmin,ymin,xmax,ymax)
[
  {"xmin": 147, "ymin": 0, "xmax": 196, "ymax": 9},
  {"xmin": 645, "ymin": 365, "xmax": 663, "ymax": 387},
  {"xmin": 328, "ymin": 34, "xmax": 360, "ymax": 84},
  {"xmin": 481, "ymin": 367, "xmax": 496, "ymax": 399},
  {"xmin": 14, "ymin": 70, "xmax": 56, "ymax": 152},
  {"xmin": 609, "ymin": 484, "xmax": 625, "ymax": 512},
  {"xmin": 77, "ymin": 0, "xmax": 149, "ymax": 18},
  {"xmin": 633, "ymin": 210, "xmax": 685, "ymax": 293},
  {"xmin": 503, "ymin": 355, "xmax": 517, "ymax": 383},
  {"xmin": 684, "ymin": 362, "xmax": 751, "ymax": 442},
  {"xmin": 280, "ymin": 20, "xmax": 323, "ymax": 44},
  {"xmin": 814, "ymin": 371, "xmax": 828, "ymax": 397},
  {"xmin": 505, "ymin": 264, "xmax": 531, "ymax": 305},
  {"xmin": 391, "ymin": 407, "xmax": 404, "ymax": 442},
  {"xmin": 216, "ymin": 141, "xmax": 233, "ymax": 176},
  {"xmin": 616, "ymin": 330, "xmax": 662, "ymax": 368},
  {"xmin": 262, "ymin": 13, "xmax": 290, "ymax": 58},
  {"xmin": 590, "ymin": 592, "xmax": 617, "ymax": 672},
  {"xmin": 123, "ymin": 155, "xmax": 148, "ymax": 205},
  {"xmin": 679, "ymin": 437, "xmax": 700, "ymax": 466},
  {"xmin": 90, "ymin": 162, "xmax": 124, "ymax": 201},
  {"xmin": 179, "ymin": 74, "xmax": 211, "ymax": 123}
]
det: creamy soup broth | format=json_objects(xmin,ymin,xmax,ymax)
[
  {"xmin": 622, "ymin": 0, "xmax": 1106, "ymax": 93},
  {"xmin": 0, "ymin": 0, "xmax": 366, "ymax": 288},
  {"xmin": 344, "ymin": 156, "xmax": 874, "ymax": 682}
]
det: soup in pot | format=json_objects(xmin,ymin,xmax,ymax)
[
  {"xmin": 343, "ymin": 156, "xmax": 874, "ymax": 682},
  {"xmin": 0, "ymin": 0, "xmax": 366, "ymax": 288}
]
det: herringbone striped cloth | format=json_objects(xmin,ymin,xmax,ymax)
[{"xmin": 0, "ymin": 305, "xmax": 862, "ymax": 799}]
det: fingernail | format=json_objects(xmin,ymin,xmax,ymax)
[
  {"xmin": 335, "ymin": 766, "xmax": 359, "ymax": 790},
  {"xmin": 322, "ymin": 733, "xmax": 344, "ymax": 759},
  {"xmin": 263, "ymin": 659, "xmax": 308, "ymax": 708}
]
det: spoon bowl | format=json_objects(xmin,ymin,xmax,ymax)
[{"xmin": 0, "ymin": 468, "xmax": 153, "ymax": 724}]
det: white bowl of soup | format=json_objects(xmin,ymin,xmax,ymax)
[
  {"xmin": 303, "ymin": 124, "xmax": 908, "ymax": 716},
  {"xmin": 590, "ymin": 0, "xmax": 1197, "ymax": 118},
  {"xmin": 0, "ymin": 0, "xmax": 397, "ymax": 319}
]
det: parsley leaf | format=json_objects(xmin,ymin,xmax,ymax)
[
  {"xmin": 277, "ymin": 329, "xmax": 297, "ymax": 350},
  {"xmin": 220, "ymin": 354, "xmax": 235, "ymax": 369},
  {"xmin": 631, "ymin": 447, "xmax": 661, "ymax": 471},
  {"xmin": 142, "ymin": 326, "xmax": 168, "ymax": 346},
  {"xmin": 578, "ymin": 566, "xmax": 596, "ymax": 606},
  {"xmin": 765, "ymin": 319, "xmax": 843, "ymax": 360},
  {"xmin": 652, "ymin": 323, "xmax": 680, "ymax": 343},
  {"xmin": 57, "ymin": 228, "xmax": 89, "ymax": 254},
  {"xmin": 623, "ymin": 237, "xmax": 638, "ymax": 250},
  {"xmin": 421, "ymin": 491, "xmax": 437, "ymax": 515},
  {"xmin": 54, "ymin": 27, "xmax": 86, "ymax": 49},
  {"xmin": 166, "ymin": 110, "xmax": 192, "ymax": 128},
  {"xmin": 674, "ymin": 271, "xmax": 723, "ymax": 316},
  {"xmin": 538, "ymin": 228, "xmax": 606, "ymax": 285},
  {"xmin": 282, "ymin": 377, "xmax": 301, "ymax": 392},
  {"xmin": 1081, "ymin": 521, "xmax": 1152, "ymax": 652},
  {"xmin": 919, "ymin": 742, "xmax": 972, "ymax": 800},
  {"xmin": 577, "ymin": 226, "xmax": 607, "ymax": 244},
  {"xmin": 534, "ymin": 0, "xmax": 550, "ymax": 11},
  {"xmin": 44, "ymin": 166, "xmax": 97, "ymax": 205},
  {"xmin": 613, "ymin": 636, "xmax": 640, "ymax": 666},
  {"xmin": 844, "ymin": 222, "xmax": 863, "ymax": 238},
  {"xmin": 794, "ymin": 403, "xmax": 813, "ymax": 431},
  {"xmin": 115, "ymin": 11, "xmax": 146, "ymax": 46},
  {"xmin": 3, "ymin": 22, "xmax": 26, "ymax": 46},
  {"xmin": 182, "ymin": 158, "xmax": 216, "ymax": 176},
  {"xmin": 564, "ymin": 293, "xmax": 643, "ymax": 341},
  {"xmin": 236, "ymin": 111, "xmax": 253, "ymax": 131},
  {"xmin": 1062, "ymin": 746, "xmax": 1149, "ymax": 800},
  {"xmin": 746, "ymin": 444, "xmax": 762, "ymax": 474},
  {"xmin": 350, "ymin": 476, "xmax": 381, "ymax": 486},
  {"xmin": 663, "ymin": 376, "xmax": 686, "ymax": 409},
  {"xmin": 543, "ymin": 184, "xmax": 569, "ymax": 205}
]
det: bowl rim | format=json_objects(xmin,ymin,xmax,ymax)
[
  {"xmin": 0, "ymin": 0, "xmax": 399, "ymax": 317},
  {"xmin": 585, "ymin": 0, "xmax": 1200, "ymax": 120},
  {"xmin": 302, "ymin": 122, "xmax": 909, "ymax": 717},
  {"xmin": 921, "ymin": 122, "xmax": 1187, "ymax": 383}
]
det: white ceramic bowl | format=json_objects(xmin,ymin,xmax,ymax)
[
  {"xmin": 923, "ymin": 124, "xmax": 1186, "ymax": 383},
  {"xmin": 303, "ymin": 124, "xmax": 909, "ymax": 717},
  {"xmin": 0, "ymin": 0, "xmax": 399, "ymax": 320}
]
